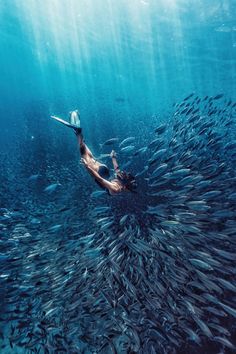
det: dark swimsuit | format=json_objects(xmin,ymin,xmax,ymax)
[
  {"xmin": 95, "ymin": 164, "xmax": 122, "ymax": 195},
  {"xmin": 95, "ymin": 164, "xmax": 111, "ymax": 195},
  {"xmin": 98, "ymin": 164, "xmax": 110, "ymax": 179}
]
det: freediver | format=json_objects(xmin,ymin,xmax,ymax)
[{"xmin": 51, "ymin": 111, "xmax": 137, "ymax": 195}]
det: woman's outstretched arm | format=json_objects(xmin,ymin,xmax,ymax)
[
  {"xmin": 81, "ymin": 158, "xmax": 120, "ymax": 193},
  {"xmin": 110, "ymin": 150, "xmax": 120, "ymax": 172}
]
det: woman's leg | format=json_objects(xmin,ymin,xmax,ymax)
[
  {"xmin": 76, "ymin": 132, "xmax": 105, "ymax": 174},
  {"xmin": 76, "ymin": 132, "xmax": 94, "ymax": 161}
]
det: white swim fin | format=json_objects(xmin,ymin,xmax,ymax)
[{"xmin": 51, "ymin": 114, "xmax": 81, "ymax": 133}]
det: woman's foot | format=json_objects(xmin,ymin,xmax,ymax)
[
  {"xmin": 69, "ymin": 110, "xmax": 81, "ymax": 134},
  {"xmin": 51, "ymin": 111, "xmax": 82, "ymax": 134}
]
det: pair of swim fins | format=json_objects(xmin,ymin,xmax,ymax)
[{"xmin": 51, "ymin": 110, "xmax": 81, "ymax": 132}]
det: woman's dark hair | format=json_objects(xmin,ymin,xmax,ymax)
[{"xmin": 117, "ymin": 171, "xmax": 137, "ymax": 192}]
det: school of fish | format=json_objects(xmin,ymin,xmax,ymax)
[{"xmin": 1, "ymin": 93, "xmax": 236, "ymax": 353}]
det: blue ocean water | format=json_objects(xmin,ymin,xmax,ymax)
[{"xmin": 1, "ymin": 0, "xmax": 236, "ymax": 353}]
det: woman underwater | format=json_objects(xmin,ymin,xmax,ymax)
[{"xmin": 51, "ymin": 110, "xmax": 137, "ymax": 196}]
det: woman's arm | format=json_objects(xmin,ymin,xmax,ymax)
[
  {"xmin": 81, "ymin": 159, "xmax": 120, "ymax": 193},
  {"xmin": 110, "ymin": 150, "xmax": 120, "ymax": 172}
]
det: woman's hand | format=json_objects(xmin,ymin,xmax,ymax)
[
  {"xmin": 81, "ymin": 158, "xmax": 89, "ymax": 169},
  {"xmin": 81, "ymin": 158, "xmax": 94, "ymax": 175},
  {"xmin": 80, "ymin": 158, "xmax": 86, "ymax": 165},
  {"xmin": 110, "ymin": 150, "xmax": 116, "ymax": 158}
]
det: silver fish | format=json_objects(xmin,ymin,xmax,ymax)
[
  {"xmin": 119, "ymin": 137, "xmax": 135, "ymax": 147},
  {"xmin": 44, "ymin": 183, "xmax": 61, "ymax": 193}
]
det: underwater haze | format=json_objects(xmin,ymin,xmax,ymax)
[{"xmin": 1, "ymin": 0, "xmax": 236, "ymax": 353}]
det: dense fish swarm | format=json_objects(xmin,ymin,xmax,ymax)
[{"xmin": 1, "ymin": 94, "xmax": 236, "ymax": 353}]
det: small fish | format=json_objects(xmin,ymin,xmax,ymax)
[
  {"xmin": 100, "ymin": 138, "xmax": 119, "ymax": 148},
  {"xmin": 214, "ymin": 336, "xmax": 235, "ymax": 349},
  {"xmin": 28, "ymin": 174, "xmax": 40, "ymax": 181},
  {"xmin": 187, "ymin": 201, "xmax": 209, "ymax": 211},
  {"xmin": 193, "ymin": 316, "xmax": 213, "ymax": 338},
  {"xmin": 155, "ymin": 124, "xmax": 167, "ymax": 134},
  {"xmin": 201, "ymin": 190, "xmax": 221, "ymax": 199},
  {"xmin": 97, "ymin": 216, "xmax": 111, "ymax": 224},
  {"xmin": 183, "ymin": 328, "xmax": 201, "ymax": 344},
  {"xmin": 181, "ymin": 107, "xmax": 189, "ymax": 114},
  {"xmin": 148, "ymin": 149, "xmax": 167, "ymax": 165},
  {"xmin": 213, "ymin": 93, "xmax": 224, "ymax": 100},
  {"xmin": 120, "ymin": 215, "xmax": 129, "ymax": 225},
  {"xmin": 209, "ymin": 323, "xmax": 230, "ymax": 336},
  {"xmin": 44, "ymin": 183, "xmax": 61, "ymax": 193},
  {"xmin": 134, "ymin": 146, "xmax": 147, "ymax": 156},
  {"xmin": 135, "ymin": 166, "xmax": 148, "ymax": 177},
  {"xmin": 48, "ymin": 224, "xmax": 62, "ymax": 232},
  {"xmin": 120, "ymin": 145, "xmax": 135, "ymax": 154},
  {"xmin": 30, "ymin": 217, "xmax": 41, "ymax": 225},
  {"xmin": 219, "ymin": 302, "xmax": 236, "ymax": 318},
  {"xmin": 97, "ymin": 153, "xmax": 111, "ymax": 159},
  {"xmin": 148, "ymin": 138, "xmax": 163, "ymax": 149},
  {"xmin": 94, "ymin": 206, "xmax": 111, "ymax": 213},
  {"xmin": 189, "ymin": 259, "xmax": 213, "ymax": 271},
  {"xmin": 205, "ymin": 307, "xmax": 227, "ymax": 317},
  {"xmin": 91, "ymin": 190, "xmax": 107, "ymax": 198},
  {"xmin": 100, "ymin": 220, "xmax": 114, "ymax": 230},
  {"xmin": 213, "ymin": 248, "xmax": 236, "ymax": 261},
  {"xmin": 161, "ymin": 220, "xmax": 179, "ymax": 226},
  {"xmin": 45, "ymin": 308, "xmax": 58, "ymax": 317},
  {"xmin": 150, "ymin": 163, "xmax": 168, "ymax": 178},
  {"xmin": 186, "ymin": 107, "xmax": 194, "ymax": 115},
  {"xmin": 183, "ymin": 93, "xmax": 195, "ymax": 101},
  {"xmin": 119, "ymin": 137, "xmax": 135, "ymax": 147},
  {"xmin": 172, "ymin": 168, "xmax": 191, "ymax": 177}
]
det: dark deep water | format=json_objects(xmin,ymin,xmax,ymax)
[{"xmin": 1, "ymin": 0, "xmax": 236, "ymax": 353}]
